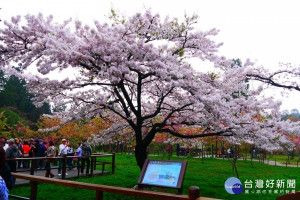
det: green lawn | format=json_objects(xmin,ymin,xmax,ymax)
[{"xmin": 10, "ymin": 154, "xmax": 300, "ymax": 200}]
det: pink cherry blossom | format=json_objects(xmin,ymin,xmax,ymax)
[{"xmin": 1, "ymin": 10, "xmax": 299, "ymax": 168}]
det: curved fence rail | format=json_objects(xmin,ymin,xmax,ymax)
[{"xmin": 11, "ymin": 173, "xmax": 222, "ymax": 200}]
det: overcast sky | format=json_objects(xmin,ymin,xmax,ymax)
[{"xmin": 1, "ymin": 0, "xmax": 300, "ymax": 111}]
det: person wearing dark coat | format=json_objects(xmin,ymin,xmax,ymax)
[
  {"xmin": 32, "ymin": 139, "xmax": 44, "ymax": 170},
  {"xmin": 0, "ymin": 146, "xmax": 15, "ymax": 192},
  {"xmin": 15, "ymin": 138, "xmax": 23, "ymax": 168},
  {"xmin": 5, "ymin": 139, "xmax": 18, "ymax": 173}
]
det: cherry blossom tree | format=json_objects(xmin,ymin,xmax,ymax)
[
  {"xmin": 0, "ymin": 10, "xmax": 298, "ymax": 169},
  {"xmin": 246, "ymin": 63, "xmax": 300, "ymax": 91}
]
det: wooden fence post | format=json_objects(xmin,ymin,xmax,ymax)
[
  {"xmin": 30, "ymin": 181, "xmax": 38, "ymax": 200},
  {"xmin": 54, "ymin": 149, "xmax": 58, "ymax": 166},
  {"xmin": 201, "ymin": 145, "xmax": 204, "ymax": 162},
  {"xmin": 94, "ymin": 156, "xmax": 97, "ymax": 170},
  {"xmin": 62, "ymin": 155, "xmax": 67, "ymax": 179},
  {"xmin": 112, "ymin": 153, "xmax": 115, "ymax": 174},
  {"xmin": 95, "ymin": 191, "xmax": 103, "ymax": 200},
  {"xmin": 188, "ymin": 186, "xmax": 200, "ymax": 200},
  {"xmin": 30, "ymin": 159, "xmax": 35, "ymax": 175},
  {"xmin": 91, "ymin": 156, "xmax": 94, "ymax": 176}
]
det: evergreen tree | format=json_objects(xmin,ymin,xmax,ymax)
[{"xmin": 0, "ymin": 69, "xmax": 51, "ymax": 125}]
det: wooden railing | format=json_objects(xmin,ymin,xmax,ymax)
[
  {"xmin": 11, "ymin": 173, "xmax": 222, "ymax": 200},
  {"xmin": 7, "ymin": 153, "xmax": 115, "ymax": 179}
]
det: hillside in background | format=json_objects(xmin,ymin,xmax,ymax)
[{"xmin": 0, "ymin": 68, "xmax": 51, "ymax": 131}]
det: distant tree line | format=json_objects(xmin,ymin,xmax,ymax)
[
  {"xmin": 282, "ymin": 109, "xmax": 300, "ymax": 121},
  {"xmin": 0, "ymin": 68, "xmax": 51, "ymax": 129}
]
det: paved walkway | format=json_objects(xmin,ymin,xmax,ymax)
[
  {"xmin": 14, "ymin": 168, "xmax": 110, "ymax": 185},
  {"xmin": 243, "ymin": 158, "xmax": 299, "ymax": 167},
  {"xmin": 214, "ymin": 156, "xmax": 300, "ymax": 168}
]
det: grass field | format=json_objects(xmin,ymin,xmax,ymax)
[{"xmin": 10, "ymin": 154, "xmax": 300, "ymax": 200}]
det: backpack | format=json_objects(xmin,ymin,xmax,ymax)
[{"xmin": 82, "ymin": 145, "xmax": 92, "ymax": 156}]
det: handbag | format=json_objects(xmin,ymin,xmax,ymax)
[
  {"xmin": 18, "ymin": 150, "xmax": 23, "ymax": 157},
  {"xmin": 45, "ymin": 157, "xmax": 51, "ymax": 163}
]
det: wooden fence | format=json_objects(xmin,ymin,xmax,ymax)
[
  {"xmin": 11, "ymin": 173, "xmax": 222, "ymax": 200},
  {"xmin": 7, "ymin": 153, "xmax": 115, "ymax": 179}
]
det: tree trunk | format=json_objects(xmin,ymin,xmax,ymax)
[
  {"xmin": 231, "ymin": 145, "xmax": 239, "ymax": 179},
  {"xmin": 232, "ymin": 157, "xmax": 239, "ymax": 179},
  {"xmin": 135, "ymin": 144, "xmax": 148, "ymax": 170}
]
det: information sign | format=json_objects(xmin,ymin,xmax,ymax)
[{"xmin": 137, "ymin": 159, "xmax": 187, "ymax": 193}]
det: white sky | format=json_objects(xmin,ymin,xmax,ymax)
[{"xmin": 1, "ymin": 0, "xmax": 300, "ymax": 112}]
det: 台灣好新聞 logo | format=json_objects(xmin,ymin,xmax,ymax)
[{"xmin": 225, "ymin": 177, "xmax": 243, "ymax": 194}]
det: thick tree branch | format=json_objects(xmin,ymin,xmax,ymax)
[
  {"xmin": 118, "ymin": 80, "xmax": 138, "ymax": 115},
  {"xmin": 247, "ymin": 74, "xmax": 300, "ymax": 91},
  {"xmin": 158, "ymin": 128, "xmax": 233, "ymax": 138},
  {"xmin": 113, "ymin": 87, "xmax": 131, "ymax": 118},
  {"xmin": 142, "ymin": 87, "xmax": 175, "ymax": 121}
]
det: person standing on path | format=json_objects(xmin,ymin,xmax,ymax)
[
  {"xmin": 5, "ymin": 139, "xmax": 18, "ymax": 173},
  {"xmin": 81, "ymin": 140, "xmax": 92, "ymax": 175},
  {"xmin": 74, "ymin": 143, "xmax": 82, "ymax": 171},
  {"xmin": 66, "ymin": 142, "xmax": 74, "ymax": 171},
  {"xmin": 14, "ymin": 138, "xmax": 23, "ymax": 168},
  {"xmin": 32, "ymin": 139, "xmax": 43, "ymax": 170},
  {"xmin": 22, "ymin": 140, "xmax": 30, "ymax": 168},
  {"xmin": 58, "ymin": 139, "xmax": 69, "ymax": 176},
  {"xmin": 45, "ymin": 141, "xmax": 55, "ymax": 178}
]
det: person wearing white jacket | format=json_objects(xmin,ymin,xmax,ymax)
[{"xmin": 57, "ymin": 139, "xmax": 69, "ymax": 176}]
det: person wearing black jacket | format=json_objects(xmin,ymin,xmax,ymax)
[
  {"xmin": 5, "ymin": 139, "xmax": 18, "ymax": 173},
  {"xmin": 32, "ymin": 139, "xmax": 43, "ymax": 170},
  {"xmin": 0, "ymin": 146, "xmax": 15, "ymax": 191},
  {"xmin": 81, "ymin": 140, "xmax": 92, "ymax": 175},
  {"xmin": 15, "ymin": 138, "xmax": 23, "ymax": 168}
]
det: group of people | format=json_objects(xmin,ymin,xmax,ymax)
[
  {"xmin": 0, "ymin": 137, "xmax": 48, "ymax": 172},
  {"xmin": 57, "ymin": 138, "xmax": 92, "ymax": 176},
  {"xmin": 0, "ymin": 136, "xmax": 93, "ymax": 199}
]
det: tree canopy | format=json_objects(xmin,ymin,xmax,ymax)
[
  {"xmin": 0, "ymin": 69, "xmax": 51, "ymax": 126},
  {"xmin": 0, "ymin": 10, "xmax": 299, "ymax": 168}
]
